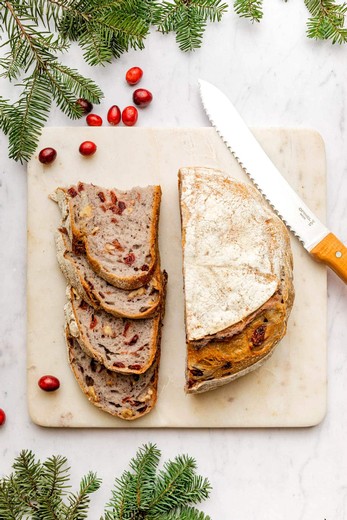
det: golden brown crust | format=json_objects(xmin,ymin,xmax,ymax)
[{"xmin": 185, "ymin": 295, "xmax": 290, "ymax": 393}]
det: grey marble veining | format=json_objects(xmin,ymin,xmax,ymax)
[{"xmin": 1, "ymin": 9, "xmax": 347, "ymax": 519}]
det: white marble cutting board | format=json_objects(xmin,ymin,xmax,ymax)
[{"xmin": 27, "ymin": 127, "xmax": 327, "ymax": 428}]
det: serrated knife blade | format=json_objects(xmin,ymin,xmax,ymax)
[{"xmin": 198, "ymin": 79, "xmax": 347, "ymax": 284}]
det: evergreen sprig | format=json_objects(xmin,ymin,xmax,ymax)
[
  {"xmin": 234, "ymin": 0, "xmax": 263, "ymax": 22},
  {"xmin": 103, "ymin": 443, "xmax": 212, "ymax": 520},
  {"xmin": 156, "ymin": 0, "xmax": 228, "ymax": 52},
  {"xmin": 0, "ymin": 450, "xmax": 101, "ymax": 519},
  {"xmin": 0, "ymin": 0, "xmax": 227, "ymax": 164},
  {"xmin": 0, "ymin": 445, "xmax": 212, "ymax": 520},
  {"xmin": 304, "ymin": 0, "xmax": 347, "ymax": 43}
]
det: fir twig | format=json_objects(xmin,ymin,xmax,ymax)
[
  {"xmin": 103, "ymin": 444, "xmax": 212, "ymax": 520},
  {"xmin": 305, "ymin": 0, "xmax": 347, "ymax": 43},
  {"xmin": 0, "ymin": 450, "xmax": 101, "ymax": 520},
  {"xmin": 156, "ymin": 0, "xmax": 228, "ymax": 51},
  {"xmin": 234, "ymin": 0, "xmax": 263, "ymax": 22}
]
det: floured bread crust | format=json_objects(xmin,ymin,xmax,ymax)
[{"xmin": 179, "ymin": 167, "xmax": 294, "ymax": 394}]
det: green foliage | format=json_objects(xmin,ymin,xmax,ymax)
[
  {"xmin": 1, "ymin": 0, "xmax": 346, "ymax": 164},
  {"xmin": 156, "ymin": 0, "xmax": 228, "ymax": 52},
  {"xmin": 234, "ymin": 0, "xmax": 263, "ymax": 22},
  {"xmin": 103, "ymin": 443, "xmax": 212, "ymax": 520},
  {"xmin": 0, "ymin": 445, "xmax": 212, "ymax": 519},
  {"xmin": 0, "ymin": 0, "xmax": 227, "ymax": 164},
  {"xmin": 0, "ymin": 450, "xmax": 101, "ymax": 519},
  {"xmin": 305, "ymin": 0, "xmax": 347, "ymax": 43}
]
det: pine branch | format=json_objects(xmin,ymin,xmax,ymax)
[
  {"xmin": 305, "ymin": 0, "xmax": 347, "ymax": 43},
  {"xmin": 148, "ymin": 455, "xmax": 211, "ymax": 516},
  {"xmin": 234, "ymin": 0, "xmax": 263, "ymax": 22},
  {"xmin": 129, "ymin": 443, "xmax": 160, "ymax": 510},
  {"xmin": 1, "ymin": 446, "xmax": 212, "ymax": 520},
  {"xmin": 158, "ymin": 505, "xmax": 212, "ymax": 520},
  {"xmin": 64, "ymin": 472, "xmax": 102, "ymax": 520},
  {"xmin": 156, "ymin": 0, "xmax": 228, "ymax": 51},
  {"xmin": 103, "ymin": 445, "xmax": 211, "ymax": 520},
  {"xmin": 104, "ymin": 471, "xmax": 137, "ymax": 520},
  {"xmin": 7, "ymin": 69, "xmax": 52, "ymax": 162},
  {"xmin": 0, "ymin": 450, "xmax": 101, "ymax": 520},
  {"xmin": 0, "ymin": 97, "xmax": 15, "ymax": 135},
  {"xmin": 58, "ymin": 0, "xmax": 150, "ymax": 65}
]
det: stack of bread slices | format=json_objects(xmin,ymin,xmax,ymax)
[{"xmin": 51, "ymin": 182, "xmax": 166, "ymax": 421}]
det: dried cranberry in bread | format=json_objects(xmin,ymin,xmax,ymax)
[
  {"xmin": 65, "ymin": 284, "xmax": 166, "ymax": 374},
  {"xmin": 55, "ymin": 228, "xmax": 163, "ymax": 319},
  {"xmin": 65, "ymin": 328, "xmax": 159, "ymax": 420},
  {"xmin": 179, "ymin": 167, "xmax": 294, "ymax": 394},
  {"xmin": 51, "ymin": 182, "xmax": 161, "ymax": 290}
]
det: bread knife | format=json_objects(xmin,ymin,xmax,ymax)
[{"xmin": 198, "ymin": 79, "xmax": 347, "ymax": 284}]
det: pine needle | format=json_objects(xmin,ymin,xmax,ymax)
[
  {"xmin": 157, "ymin": 0, "xmax": 228, "ymax": 51},
  {"xmin": 305, "ymin": 0, "xmax": 347, "ymax": 43},
  {"xmin": 103, "ymin": 444, "xmax": 212, "ymax": 520},
  {"xmin": 234, "ymin": 0, "xmax": 263, "ymax": 22},
  {"xmin": 0, "ymin": 450, "xmax": 101, "ymax": 520}
]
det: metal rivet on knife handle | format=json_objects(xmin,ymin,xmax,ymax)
[{"xmin": 310, "ymin": 233, "xmax": 347, "ymax": 283}]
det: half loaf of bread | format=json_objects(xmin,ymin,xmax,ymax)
[
  {"xmin": 179, "ymin": 167, "xmax": 294, "ymax": 394},
  {"xmin": 65, "ymin": 328, "xmax": 159, "ymax": 420},
  {"xmin": 51, "ymin": 182, "xmax": 161, "ymax": 290},
  {"xmin": 56, "ymin": 228, "xmax": 163, "ymax": 319}
]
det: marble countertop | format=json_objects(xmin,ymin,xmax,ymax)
[{"xmin": 1, "ymin": 7, "xmax": 347, "ymax": 519}]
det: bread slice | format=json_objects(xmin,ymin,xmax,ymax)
[
  {"xmin": 51, "ymin": 182, "xmax": 161, "ymax": 290},
  {"xmin": 179, "ymin": 167, "xmax": 294, "ymax": 394},
  {"xmin": 65, "ymin": 328, "xmax": 159, "ymax": 421},
  {"xmin": 65, "ymin": 283, "xmax": 166, "ymax": 374},
  {"xmin": 56, "ymin": 227, "xmax": 162, "ymax": 319}
]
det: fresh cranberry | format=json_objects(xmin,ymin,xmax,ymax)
[
  {"xmin": 107, "ymin": 105, "xmax": 121, "ymax": 126},
  {"xmin": 38, "ymin": 375, "xmax": 60, "ymax": 392},
  {"xmin": 76, "ymin": 98, "xmax": 93, "ymax": 115},
  {"xmin": 0, "ymin": 408, "xmax": 6, "ymax": 426},
  {"xmin": 86, "ymin": 114, "xmax": 102, "ymax": 126},
  {"xmin": 79, "ymin": 141, "xmax": 97, "ymax": 156},
  {"xmin": 122, "ymin": 106, "xmax": 138, "ymax": 127},
  {"xmin": 125, "ymin": 67, "xmax": 143, "ymax": 85},
  {"xmin": 38, "ymin": 147, "xmax": 57, "ymax": 164},
  {"xmin": 133, "ymin": 88, "xmax": 153, "ymax": 108}
]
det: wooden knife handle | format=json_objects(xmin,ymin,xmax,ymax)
[{"xmin": 310, "ymin": 233, "xmax": 347, "ymax": 283}]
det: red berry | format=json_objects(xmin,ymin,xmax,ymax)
[
  {"xmin": 133, "ymin": 88, "xmax": 153, "ymax": 108},
  {"xmin": 0, "ymin": 408, "xmax": 6, "ymax": 426},
  {"xmin": 122, "ymin": 106, "xmax": 138, "ymax": 127},
  {"xmin": 107, "ymin": 105, "xmax": 121, "ymax": 126},
  {"xmin": 38, "ymin": 375, "xmax": 60, "ymax": 392},
  {"xmin": 79, "ymin": 141, "xmax": 97, "ymax": 156},
  {"xmin": 76, "ymin": 98, "xmax": 93, "ymax": 115},
  {"xmin": 86, "ymin": 114, "xmax": 103, "ymax": 126},
  {"xmin": 125, "ymin": 67, "xmax": 143, "ymax": 85},
  {"xmin": 38, "ymin": 147, "xmax": 57, "ymax": 164}
]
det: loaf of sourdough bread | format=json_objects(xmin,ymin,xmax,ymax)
[
  {"xmin": 51, "ymin": 182, "xmax": 161, "ymax": 290},
  {"xmin": 56, "ymin": 228, "xmax": 163, "ymax": 319},
  {"xmin": 65, "ymin": 328, "xmax": 159, "ymax": 420},
  {"xmin": 65, "ymin": 283, "xmax": 165, "ymax": 374},
  {"xmin": 179, "ymin": 167, "xmax": 294, "ymax": 394}
]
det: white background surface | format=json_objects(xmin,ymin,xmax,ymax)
[{"xmin": 1, "ymin": 5, "xmax": 347, "ymax": 519}]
